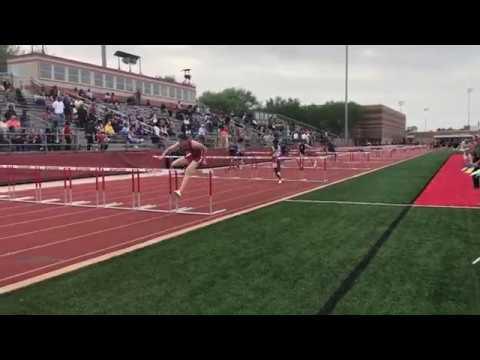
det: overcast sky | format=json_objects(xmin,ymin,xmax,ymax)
[{"xmin": 22, "ymin": 45, "xmax": 480, "ymax": 131}]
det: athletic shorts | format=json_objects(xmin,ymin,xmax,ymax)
[
  {"xmin": 272, "ymin": 157, "xmax": 281, "ymax": 170},
  {"xmin": 185, "ymin": 152, "xmax": 202, "ymax": 164}
]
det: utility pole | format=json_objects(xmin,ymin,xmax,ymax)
[{"xmin": 345, "ymin": 45, "xmax": 349, "ymax": 144}]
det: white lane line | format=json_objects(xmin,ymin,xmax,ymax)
[
  {"xmin": 285, "ymin": 199, "xmax": 480, "ymax": 210},
  {"xmin": 285, "ymin": 199, "xmax": 412, "ymax": 207},
  {"xmin": 473, "ymin": 257, "xmax": 480, "ymax": 265},
  {"xmin": 71, "ymin": 201, "xmax": 91, "ymax": 205},
  {"xmin": 40, "ymin": 198, "xmax": 61, "ymax": 204},
  {"xmin": 14, "ymin": 196, "xmax": 35, "ymax": 201},
  {"xmin": 137, "ymin": 204, "xmax": 157, "ymax": 210},
  {"xmin": 104, "ymin": 202, "xmax": 124, "ymax": 208}
]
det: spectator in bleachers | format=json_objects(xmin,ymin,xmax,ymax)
[
  {"xmin": 96, "ymin": 130, "xmax": 109, "ymax": 151},
  {"xmin": 77, "ymin": 104, "xmax": 88, "ymax": 129},
  {"xmin": 0, "ymin": 120, "xmax": 7, "ymax": 132},
  {"xmin": 20, "ymin": 109, "xmax": 30, "ymax": 128},
  {"xmin": 159, "ymin": 123, "xmax": 169, "ymax": 137},
  {"xmin": 89, "ymin": 100, "xmax": 97, "ymax": 115},
  {"xmin": 119, "ymin": 124, "xmax": 130, "ymax": 137},
  {"xmin": 34, "ymin": 94, "xmax": 46, "ymax": 106},
  {"xmin": 151, "ymin": 123, "xmax": 161, "ymax": 146},
  {"xmin": 104, "ymin": 92, "xmax": 110, "ymax": 103},
  {"xmin": 198, "ymin": 123, "xmax": 207, "ymax": 144},
  {"xmin": 110, "ymin": 92, "xmax": 115, "ymax": 103},
  {"xmin": 85, "ymin": 120, "xmax": 96, "ymax": 151},
  {"xmin": 127, "ymin": 130, "xmax": 144, "ymax": 145},
  {"xmin": 104, "ymin": 120, "xmax": 115, "ymax": 136},
  {"xmin": 86, "ymin": 89, "xmax": 93, "ymax": 100},
  {"xmin": 63, "ymin": 94, "xmax": 72, "ymax": 122},
  {"xmin": 6, "ymin": 114, "xmax": 21, "ymax": 130},
  {"xmin": 52, "ymin": 96, "xmax": 65, "ymax": 128},
  {"xmin": 63, "ymin": 122, "xmax": 73, "ymax": 150},
  {"xmin": 4, "ymin": 104, "xmax": 16, "ymax": 120},
  {"xmin": 218, "ymin": 124, "xmax": 229, "ymax": 149}
]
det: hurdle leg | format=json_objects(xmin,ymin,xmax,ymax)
[
  {"xmin": 69, "ymin": 170, "xmax": 73, "ymax": 204},
  {"xmin": 11, "ymin": 169, "xmax": 16, "ymax": 199},
  {"xmin": 102, "ymin": 171, "xmax": 106, "ymax": 206},
  {"xmin": 174, "ymin": 170, "xmax": 179, "ymax": 212},
  {"xmin": 131, "ymin": 169, "xmax": 136, "ymax": 208},
  {"xmin": 137, "ymin": 170, "xmax": 141, "ymax": 208},
  {"xmin": 95, "ymin": 169, "xmax": 99, "ymax": 207},
  {"xmin": 209, "ymin": 170, "xmax": 213, "ymax": 214}
]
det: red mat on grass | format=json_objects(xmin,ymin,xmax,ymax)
[{"xmin": 415, "ymin": 154, "xmax": 480, "ymax": 207}]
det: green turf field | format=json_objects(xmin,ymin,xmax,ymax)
[{"xmin": 1, "ymin": 149, "xmax": 478, "ymax": 315}]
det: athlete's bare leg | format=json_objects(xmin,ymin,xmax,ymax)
[{"xmin": 175, "ymin": 160, "xmax": 200, "ymax": 196}]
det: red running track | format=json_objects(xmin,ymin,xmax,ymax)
[
  {"xmin": 415, "ymin": 153, "xmax": 480, "ymax": 207},
  {"xmin": 0, "ymin": 148, "xmax": 427, "ymax": 292}
]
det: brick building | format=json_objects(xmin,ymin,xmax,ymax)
[{"xmin": 352, "ymin": 105, "xmax": 406, "ymax": 145}]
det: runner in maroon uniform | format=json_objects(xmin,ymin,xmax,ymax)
[{"xmin": 153, "ymin": 134, "xmax": 207, "ymax": 197}]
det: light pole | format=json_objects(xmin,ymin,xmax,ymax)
[
  {"xmin": 345, "ymin": 45, "xmax": 349, "ymax": 144},
  {"xmin": 467, "ymin": 88, "xmax": 473, "ymax": 129},
  {"xmin": 399, "ymin": 101, "xmax": 405, "ymax": 113},
  {"xmin": 424, "ymin": 108, "xmax": 429, "ymax": 132}
]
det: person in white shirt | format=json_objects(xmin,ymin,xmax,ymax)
[
  {"xmin": 52, "ymin": 97, "xmax": 65, "ymax": 127},
  {"xmin": 198, "ymin": 124, "xmax": 207, "ymax": 137}
]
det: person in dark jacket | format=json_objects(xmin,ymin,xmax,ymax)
[
  {"xmin": 20, "ymin": 110, "xmax": 30, "ymax": 128},
  {"xmin": 85, "ymin": 121, "xmax": 96, "ymax": 151}
]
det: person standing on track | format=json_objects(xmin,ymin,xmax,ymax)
[
  {"xmin": 470, "ymin": 136, "xmax": 480, "ymax": 190},
  {"xmin": 272, "ymin": 138, "xmax": 288, "ymax": 184},
  {"xmin": 228, "ymin": 137, "xmax": 246, "ymax": 169},
  {"xmin": 298, "ymin": 141, "xmax": 312, "ymax": 170},
  {"xmin": 153, "ymin": 134, "xmax": 207, "ymax": 198}
]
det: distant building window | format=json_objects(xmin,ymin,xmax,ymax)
[
  {"xmin": 153, "ymin": 83, "xmax": 160, "ymax": 96},
  {"xmin": 53, "ymin": 64, "xmax": 66, "ymax": 81},
  {"xmin": 169, "ymin": 86, "xmax": 175, "ymax": 98},
  {"xmin": 176, "ymin": 88, "xmax": 182, "ymax": 100},
  {"xmin": 80, "ymin": 69, "xmax": 91, "ymax": 85},
  {"xmin": 116, "ymin": 77, "xmax": 125, "ymax": 91},
  {"xmin": 94, "ymin": 72, "xmax": 103, "ymax": 87},
  {"xmin": 126, "ymin": 78, "xmax": 133, "ymax": 92},
  {"xmin": 105, "ymin": 74, "xmax": 114, "ymax": 89},
  {"xmin": 68, "ymin": 67, "xmax": 79, "ymax": 83},
  {"xmin": 144, "ymin": 82, "xmax": 152, "ymax": 95},
  {"xmin": 161, "ymin": 84, "xmax": 168, "ymax": 97},
  {"xmin": 39, "ymin": 62, "xmax": 52, "ymax": 79}
]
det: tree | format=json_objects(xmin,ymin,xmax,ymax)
[
  {"xmin": 261, "ymin": 97, "xmax": 362, "ymax": 136},
  {"xmin": 406, "ymin": 126, "xmax": 418, "ymax": 133},
  {"xmin": 0, "ymin": 45, "xmax": 22, "ymax": 73},
  {"xmin": 198, "ymin": 88, "xmax": 258, "ymax": 114}
]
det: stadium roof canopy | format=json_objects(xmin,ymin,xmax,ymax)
[{"xmin": 114, "ymin": 51, "xmax": 140, "ymax": 64}]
